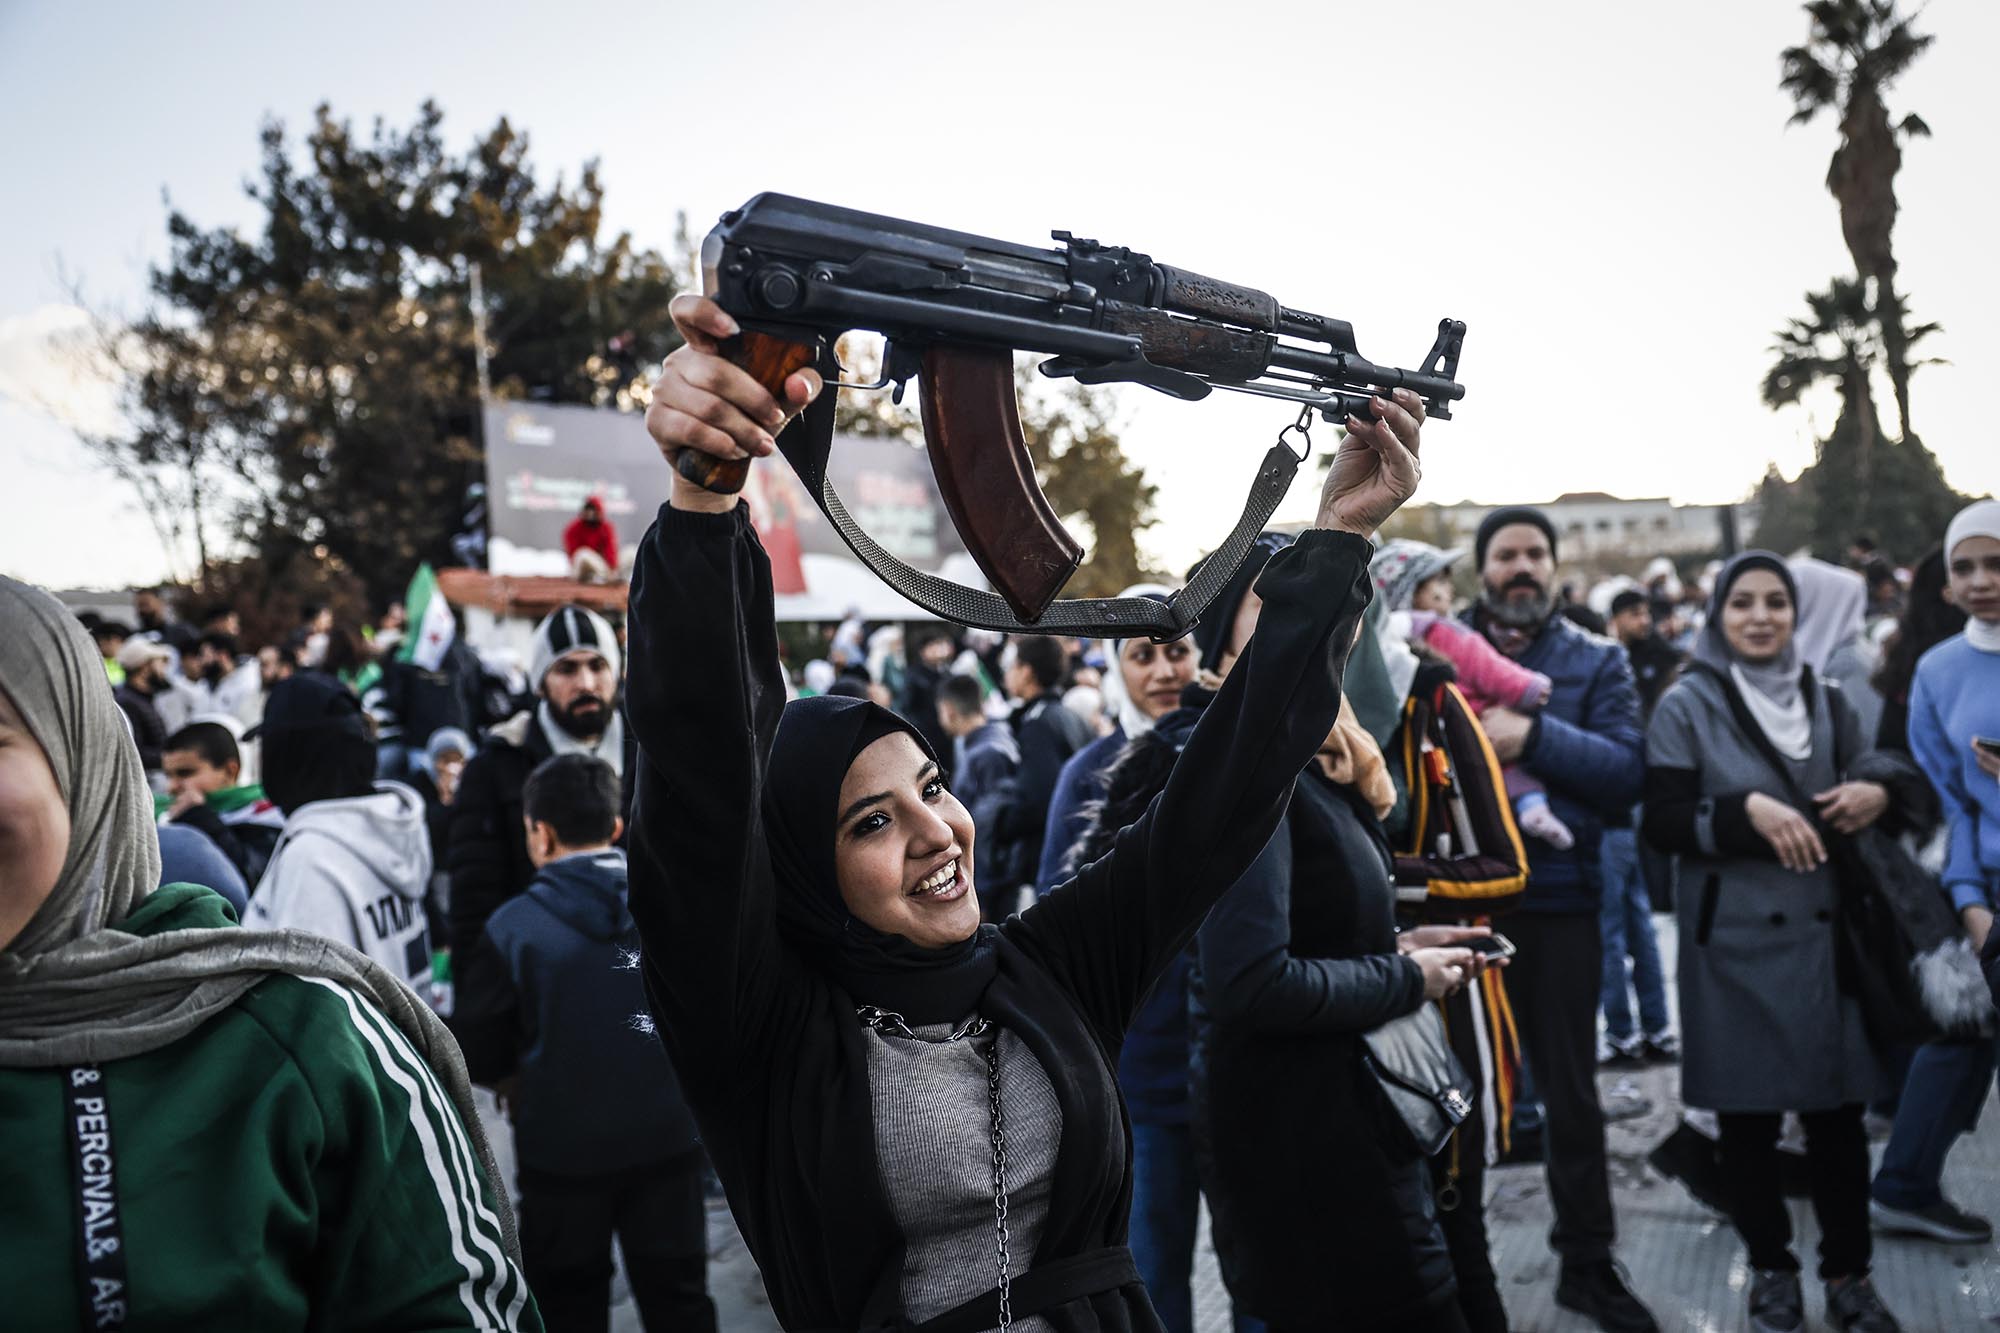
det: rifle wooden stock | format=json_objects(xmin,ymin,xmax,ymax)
[
  {"xmin": 673, "ymin": 330, "xmax": 821, "ymax": 495},
  {"xmin": 919, "ymin": 344, "xmax": 1083, "ymax": 624}
]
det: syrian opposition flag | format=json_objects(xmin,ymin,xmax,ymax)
[{"xmin": 400, "ymin": 563, "xmax": 456, "ymax": 671}]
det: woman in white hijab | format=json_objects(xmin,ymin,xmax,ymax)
[
  {"xmin": 1869, "ymin": 500, "xmax": 2000, "ymax": 1248},
  {"xmin": 0, "ymin": 576, "xmax": 536, "ymax": 1330}
]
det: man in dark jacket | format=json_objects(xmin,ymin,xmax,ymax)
[
  {"xmin": 112, "ymin": 637, "xmax": 176, "ymax": 776},
  {"xmin": 896, "ymin": 629, "xmax": 959, "ymax": 769},
  {"xmin": 377, "ymin": 633, "xmax": 493, "ymax": 756},
  {"xmin": 132, "ymin": 585, "xmax": 198, "ymax": 656},
  {"xmin": 449, "ymin": 604, "xmax": 635, "ymax": 1084},
  {"xmin": 1598, "ymin": 589, "xmax": 1681, "ymax": 1067},
  {"xmin": 1465, "ymin": 507, "xmax": 1657, "ymax": 1333},
  {"xmin": 935, "ymin": 672, "xmax": 1021, "ymax": 909},
  {"xmin": 1608, "ymin": 590, "xmax": 1682, "ymax": 721},
  {"xmin": 983, "ymin": 634, "xmax": 1093, "ymax": 919},
  {"xmin": 488, "ymin": 754, "xmax": 713, "ymax": 1332}
]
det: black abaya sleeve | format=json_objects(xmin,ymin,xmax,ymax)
[
  {"xmin": 1195, "ymin": 810, "xmax": 1427, "ymax": 1033},
  {"xmin": 624, "ymin": 503, "xmax": 802, "ymax": 1081},
  {"xmin": 1007, "ymin": 528, "xmax": 1373, "ymax": 1045}
]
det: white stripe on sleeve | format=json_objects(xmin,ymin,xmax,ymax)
[{"xmin": 301, "ymin": 977, "xmax": 524, "ymax": 1330}]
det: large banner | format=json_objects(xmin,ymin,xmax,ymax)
[{"xmin": 481, "ymin": 402, "xmax": 982, "ymax": 620}]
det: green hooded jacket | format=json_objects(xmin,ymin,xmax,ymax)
[{"xmin": 0, "ymin": 883, "xmax": 540, "ymax": 1332}]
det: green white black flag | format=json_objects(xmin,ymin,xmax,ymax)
[{"xmin": 400, "ymin": 564, "xmax": 454, "ymax": 671}]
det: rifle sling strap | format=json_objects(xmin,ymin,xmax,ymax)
[
  {"xmin": 810, "ymin": 441, "xmax": 1303, "ymax": 638},
  {"xmin": 772, "ymin": 343, "xmax": 1306, "ymax": 638}
]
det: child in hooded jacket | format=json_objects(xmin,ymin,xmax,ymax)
[{"xmin": 1371, "ymin": 539, "xmax": 1575, "ymax": 850}]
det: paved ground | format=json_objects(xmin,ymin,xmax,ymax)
[{"xmin": 482, "ymin": 919, "xmax": 1999, "ymax": 1331}]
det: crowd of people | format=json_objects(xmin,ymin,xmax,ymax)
[{"xmin": 1, "ymin": 289, "xmax": 1997, "ymax": 1333}]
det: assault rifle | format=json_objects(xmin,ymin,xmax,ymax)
[{"xmin": 682, "ymin": 193, "xmax": 1466, "ymax": 637}]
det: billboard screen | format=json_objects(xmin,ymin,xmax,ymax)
[{"xmin": 481, "ymin": 402, "xmax": 982, "ymax": 620}]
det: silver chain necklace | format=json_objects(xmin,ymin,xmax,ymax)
[{"xmin": 857, "ymin": 1006, "xmax": 1013, "ymax": 1331}]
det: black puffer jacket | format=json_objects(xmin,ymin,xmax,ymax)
[{"xmin": 1191, "ymin": 767, "xmax": 1457, "ymax": 1330}]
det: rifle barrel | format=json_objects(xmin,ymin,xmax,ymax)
[{"xmin": 1266, "ymin": 343, "xmax": 1464, "ymax": 403}]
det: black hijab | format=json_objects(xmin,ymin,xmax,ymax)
[
  {"xmin": 1190, "ymin": 531, "xmax": 1295, "ymax": 668},
  {"xmin": 765, "ymin": 694, "xmax": 997, "ymax": 1024}
]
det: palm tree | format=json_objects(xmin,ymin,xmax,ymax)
[
  {"xmin": 1780, "ymin": 0, "xmax": 1934, "ymax": 439},
  {"xmin": 1763, "ymin": 278, "xmax": 1885, "ymax": 487},
  {"xmin": 1768, "ymin": 274, "xmax": 1936, "ymax": 498}
]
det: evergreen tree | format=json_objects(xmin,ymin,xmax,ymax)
[{"xmin": 91, "ymin": 102, "xmax": 682, "ymax": 606}]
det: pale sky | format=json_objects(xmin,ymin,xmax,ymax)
[{"xmin": 3, "ymin": 0, "xmax": 1995, "ymax": 591}]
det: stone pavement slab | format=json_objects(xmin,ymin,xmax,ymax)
[
  {"xmin": 486, "ymin": 907, "xmax": 1999, "ymax": 1332},
  {"xmin": 508, "ymin": 1063, "xmax": 1997, "ymax": 1332},
  {"xmin": 631, "ymin": 1071, "xmax": 1995, "ymax": 1331}
]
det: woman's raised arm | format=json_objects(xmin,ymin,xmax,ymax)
[
  {"xmin": 624, "ymin": 297, "xmax": 823, "ymax": 1078},
  {"xmin": 1011, "ymin": 391, "xmax": 1425, "ymax": 1036}
]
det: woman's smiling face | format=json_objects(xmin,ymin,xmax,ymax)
[
  {"xmin": 1720, "ymin": 568, "xmax": 1795, "ymax": 664},
  {"xmin": 1118, "ymin": 637, "xmax": 1197, "ymax": 721},
  {"xmin": 833, "ymin": 731, "xmax": 981, "ymax": 949}
]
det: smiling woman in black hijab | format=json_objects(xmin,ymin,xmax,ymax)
[{"xmin": 625, "ymin": 294, "xmax": 1426, "ymax": 1333}]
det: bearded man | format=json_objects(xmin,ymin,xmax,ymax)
[
  {"xmin": 448, "ymin": 603, "xmax": 635, "ymax": 1083},
  {"xmin": 1462, "ymin": 507, "xmax": 1657, "ymax": 1333}
]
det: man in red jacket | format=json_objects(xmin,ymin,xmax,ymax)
[{"xmin": 563, "ymin": 496, "xmax": 620, "ymax": 582}]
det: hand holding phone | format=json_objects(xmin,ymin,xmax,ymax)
[
  {"xmin": 1465, "ymin": 933, "xmax": 1516, "ymax": 961},
  {"xmin": 1974, "ymin": 737, "xmax": 2000, "ymax": 781}
]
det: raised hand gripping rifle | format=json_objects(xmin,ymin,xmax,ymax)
[{"xmin": 683, "ymin": 193, "xmax": 1466, "ymax": 639}]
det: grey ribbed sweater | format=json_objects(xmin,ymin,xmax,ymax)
[{"xmin": 866, "ymin": 1020, "xmax": 1062, "ymax": 1332}]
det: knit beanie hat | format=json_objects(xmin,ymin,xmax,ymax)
[
  {"xmin": 530, "ymin": 604, "xmax": 621, "ymax": 690},
  {"xmin": 1474, "ymin": 506, "xmax": 1558, "ymax": 570},
  {"xmin": 1369, "ymin": 539, "xmax": 1465, "ymax": 612}
]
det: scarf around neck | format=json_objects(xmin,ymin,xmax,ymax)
[
  {"xmin": 1694, "ymin": 551, "xmax": 1810, "ymax": 761},
  {"xmin": 1316, "ymin": 694, "xmax": 1396, "ymax": 819},
  {"xmin": 538, "ymin": 698, "xmax": 626, "ymax": 777},
  {"xmin": 765, "ymin": 694, "xmax": 996, "ymax": 1025},
  {"xmin": 0, "ymin": 576, "xmax": 518, "ymax": 1253}
]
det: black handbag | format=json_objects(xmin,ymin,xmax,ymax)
[{"xmin": 1361, "ymin": 1002, "xmax": 1475, "ymax": 1159}]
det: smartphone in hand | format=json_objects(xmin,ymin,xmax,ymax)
[{"xmin": 1465, "ymin": 933, "xmax": 1516, "ymax": 960}]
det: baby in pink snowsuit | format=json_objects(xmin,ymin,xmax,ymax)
[{"xmin": 1370, "ymin": 540, "xmax": 1575, "ymax": 849}]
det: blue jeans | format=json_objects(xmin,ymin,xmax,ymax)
[
  {"xmin": 1129, "ymin": 1122, "xmax": 1263, "ymax": 1333},
  {"xmin": 1872, "ymin": 1034, "xmax": 2000, "ymax": 1210},
  {"xmin": 1598, "ymin": 827, "xmax": 1670, "ymax": 1042}
]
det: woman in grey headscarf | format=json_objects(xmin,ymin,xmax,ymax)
[
  {"xmin": 1791, "ymin": 556, "xmax": 1884, "ymax": 746},
  {"xmin": 0, "ymin": 576, "xmax": 537, "ymax": 1330},
  {"xmin": 1640, "ymin": 551, "xmax": 1913, "ymax": 1333}
]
